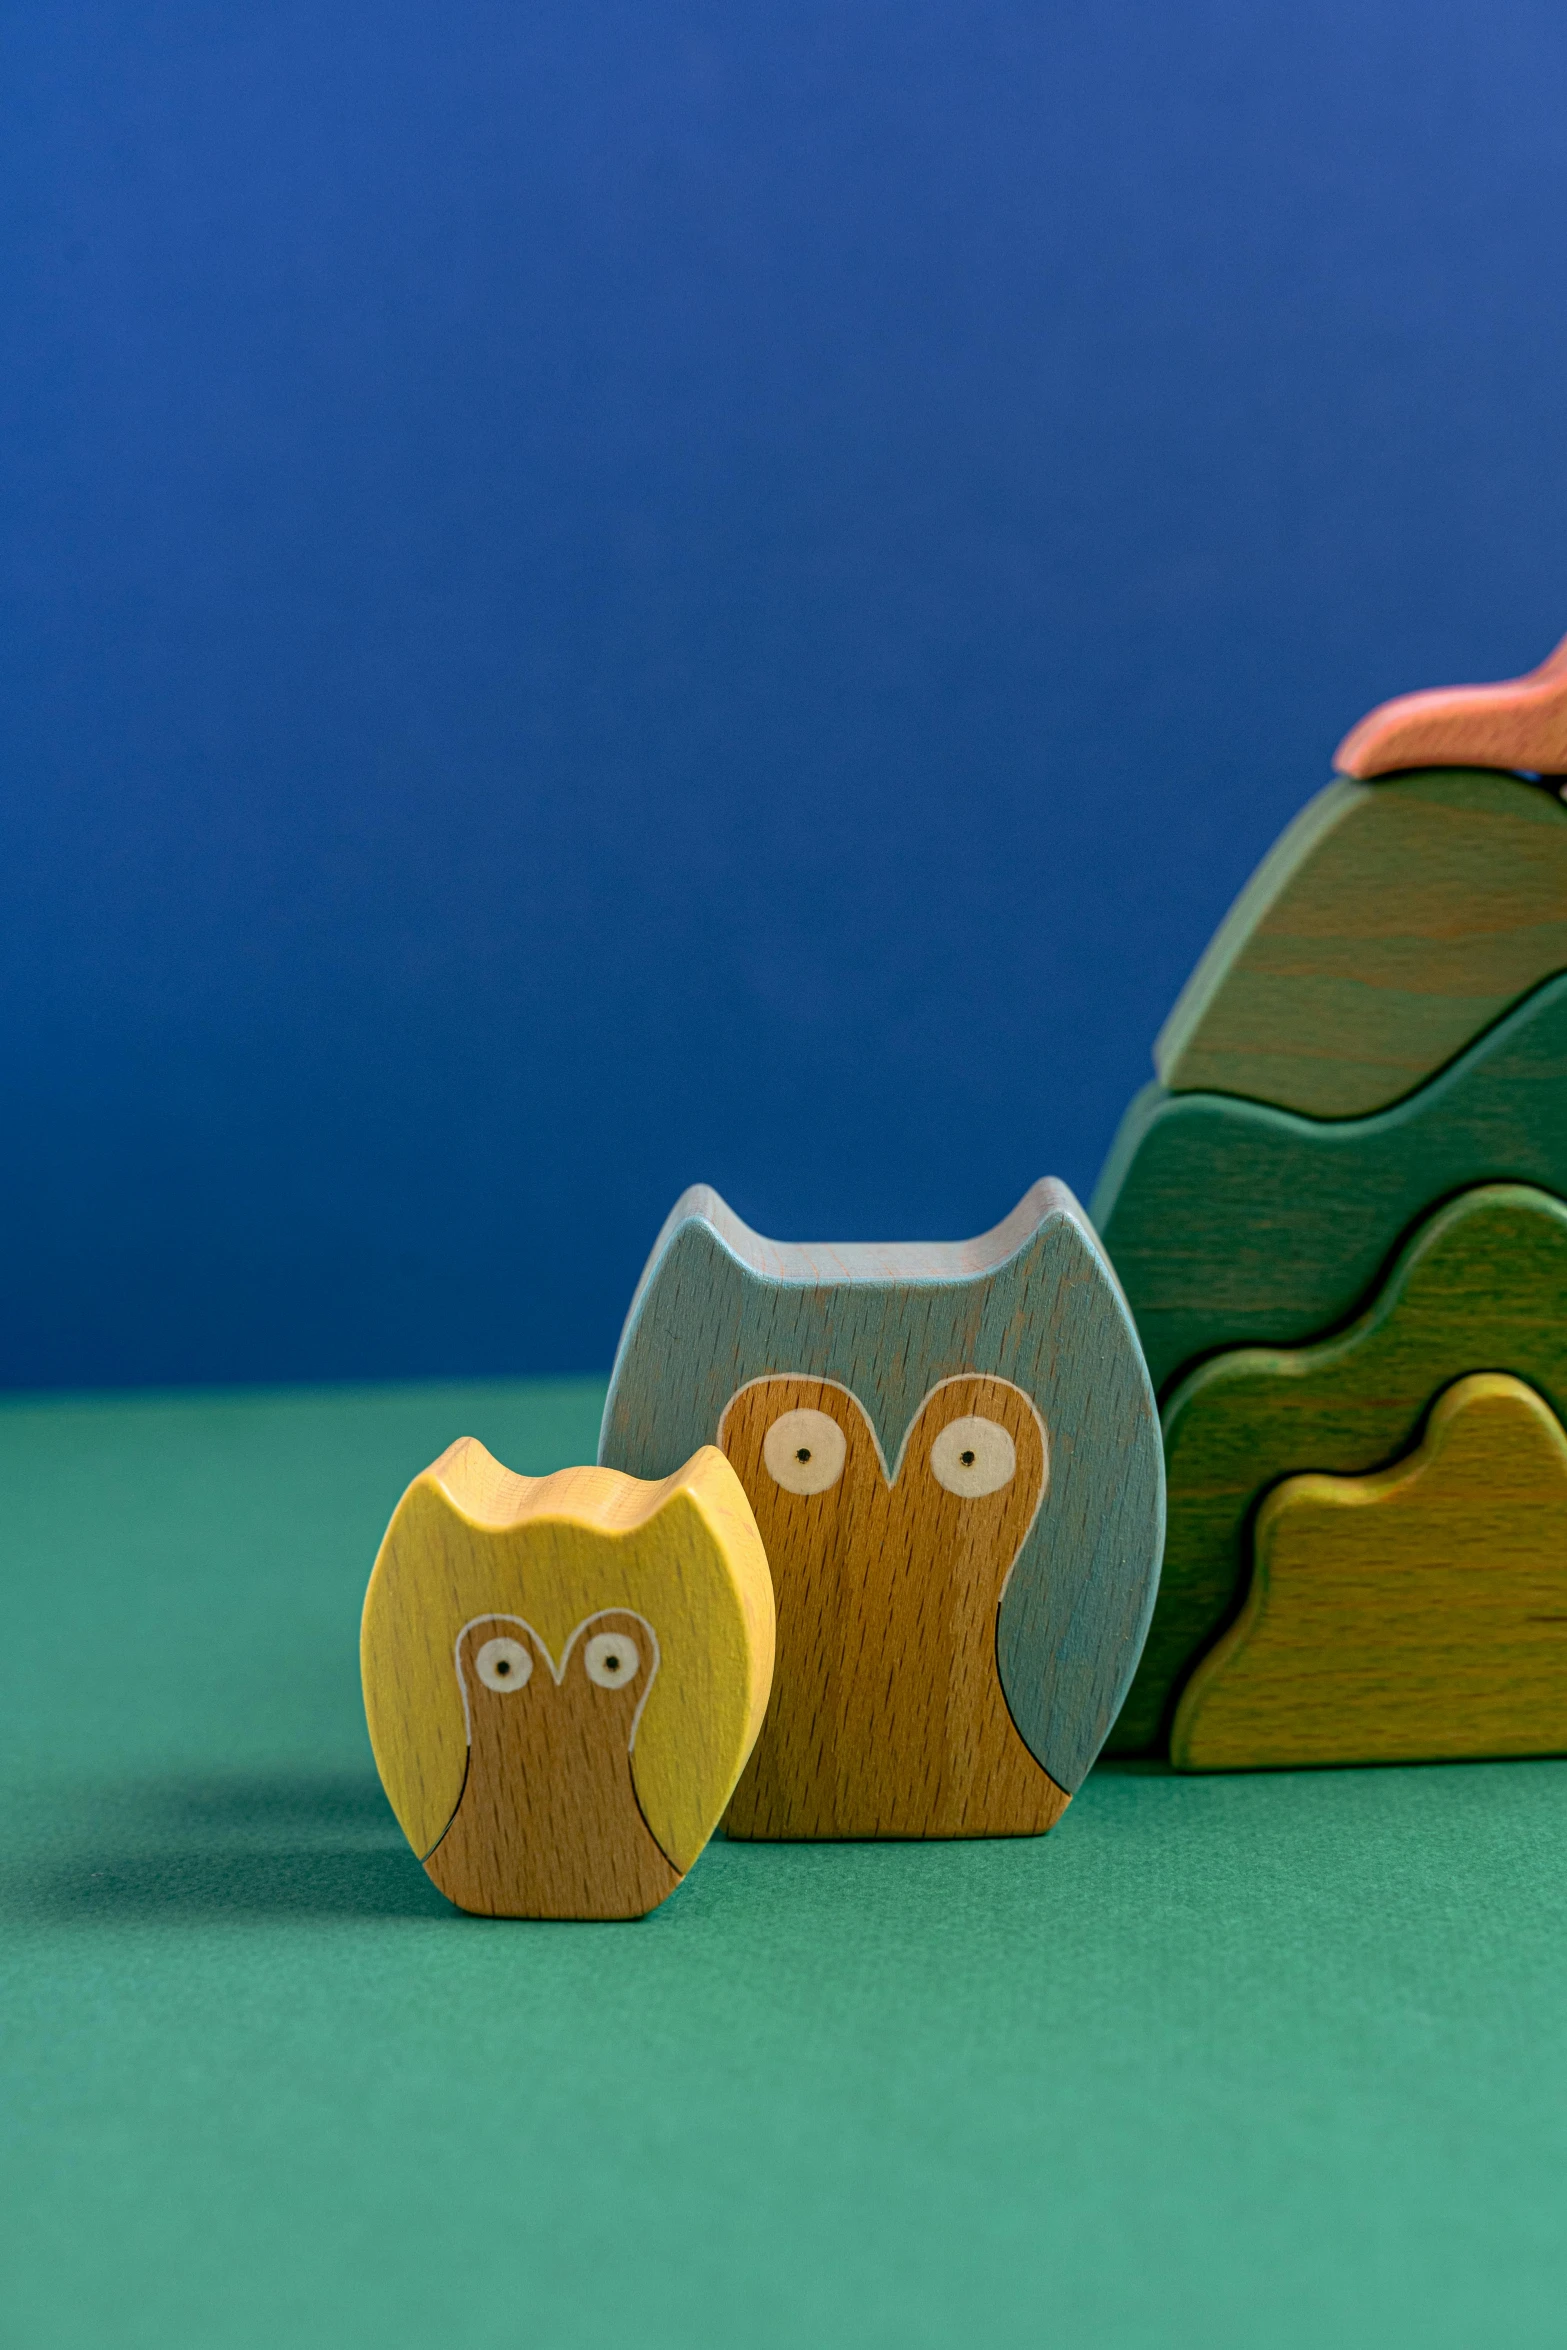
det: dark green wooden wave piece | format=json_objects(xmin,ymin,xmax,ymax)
[
  {"xmin": 1106, "ymin": 1183, "xmax": 1567, "ymax": 1755},
  {"xmin": 1092, "ymin": 967, "xmax": 1567, "ymax": 1401}
]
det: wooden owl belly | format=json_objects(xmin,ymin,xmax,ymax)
[
  {"xmin": 719, "ymin": 1374, "xmax": 1069, "ymax": 1839},
  {"xmin": 422, "ymin": 1611, "xmax": 682, "ymax": 1920}
]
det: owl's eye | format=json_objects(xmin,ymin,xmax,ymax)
[
  {"xmin": 762, "ymin": 1407, "xmax": 848, "ymax": 1495},
  {"xmin": 930, "ymin": 1414, "xmax": 1016, "ymax": 1497},
  {"xmin": 584, "ymin": 1631, "xmax": 641, "ymax": 1688},
  {"xmin": 475, "ymin": 1635, "xmax": 533, "ymax": 1691}
]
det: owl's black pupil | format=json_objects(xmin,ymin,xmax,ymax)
[
  {"xmin": 605, "ymin": 1654, "xmax": 620, "ymax": 1672},
  {"xmin": 496, "ymin": 1658, "xmax": 511, "ymax": 1675},
  {"xmin": 961, "ymin": 1450, "xmax": 975, "ymax": 1466},
  {"xmin": 796, "ymin": 1447, "xmax": 811, "ymax": 1462}
]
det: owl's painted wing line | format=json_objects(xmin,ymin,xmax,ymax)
[
  {"xmin": 854, "ymin": 1374, "xmax": 1065, "ymax": 1837},
  {"xmin": 423, "ymin": 1607, "xmax": 683, "ymax": 1919}
]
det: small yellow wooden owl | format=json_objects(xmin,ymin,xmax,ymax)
[{"xmin": 362, "ymin": 1443, "xmax": 775, "ymax": 1919}]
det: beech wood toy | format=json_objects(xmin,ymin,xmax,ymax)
[
  {"xmin": 1094, "ymin": 631, "xmax": 1567, "ymax": 1770},
  {"xmin": 1173, "ymin": 1373, "xmax": 1567, "ymax": 1771},
  {"xmin": 1335, "ymin": 627, "xmax": 1567, "ymax": 779},
  {"xmin": 1133, "ymin": 1183, "xmax": 1567, "ymax": 1753},
  {"xmin": 1150, "ymin": 767, "xmax": 1567, "ymax": 1119},
  {"xmin": 362, "ymin": 1444, "xmax": 774, "ymax": 1919},
  {"xmin": 1096, "ymin": 969, "xmax": 1567, "ymax": 1396},
  {"xmin": 599, "ymin": 1179, "xmax": 1164, "ymax": 1839}
]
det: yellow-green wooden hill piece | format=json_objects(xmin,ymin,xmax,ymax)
[
  {"xmin": 1170, "ymin": 1371, "xmax": 1567, "ymax": 1772},
  {"xmin": 1105, "ymin": 1183, "xmax": 1567, "ymax": 1756}
]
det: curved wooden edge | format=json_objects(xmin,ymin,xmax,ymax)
[
  {"xmin": 1335, "ymin": 631, "xmax": 1567, "ymax": 778},
  {"xmin": 360, "ymin": 1442, "xmax": 777, "ymax": 1876},
  {"xmin": 1152, "ymin": 779, "xmax": 1367, "ymax": 1091},
  {"xmin": 724, "ymin": 1782, "xmax": 1074, "ymax": 1843},
  {"xmin": 615, "ymin": 1177, "xmax": 1084, "ymax": 1299},
  {"xmin": 1159, "ymin": 1181, "xmax": 1567, "ymax": 1438},
  {"xmin": 1115, "ymin": 1182, "xmax": 1567, "ymax": 1759},
  {"xmin": 419, "ymin": 1439, "xmax": 749, "ymax": 1540},
  {"xmin": 676, "ymin": 1452, "xmax": 778, "ymax": 1774},
  {"xmin": 1094, "ymin": 964, "xmax": 1567, "ymax": 1399},
  {"xmin": 599, "ymin": 1178, "xmax": 1102, "ymax": 1473},
  {"xmin": 1169, "ymin": 1373, "xmax": 1567, "ymax": 1771},
  {"xmin": 599, "ymin": 1174, "xmax": 1162, "ymax": 1804}
]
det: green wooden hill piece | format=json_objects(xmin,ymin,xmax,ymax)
[
  {"xmin": 1155, "ymin": 767, "xmax": 1567, "ymax": 1119},
  {"xmin": 1093, "ymin": 968, "xmax": 1567, "ymax": 1399},
  {"xmin": 1105, "ymin": 1183, "xmax": 1567, "ymax": 1756}
]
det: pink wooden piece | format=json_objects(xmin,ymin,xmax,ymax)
[{"xmin": 1335, "ymin": 631, "xmax": 1567, "ymax": 779}]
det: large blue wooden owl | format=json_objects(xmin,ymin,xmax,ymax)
[{"xmin": 599, "ymin": 1178, "xmax": 1164, "ymax": 1838}]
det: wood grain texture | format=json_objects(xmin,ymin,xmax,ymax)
[
  {"xmin": 598, "ymin": 1180, "xmax": 1165, "ymax": 1803},
  {"xmin": 1153, "ymin": 768, "xmax": 1567, "ymax": 1118},
  {"xmin": 361, "ymin": 1444, "xmax": 775, "ymax": 1918},
  {"xmin": 1171, "ymin": 1374, "xmax": 1567, "ymax": 1770},
  {"xmin": 424, "ymin": 1611, "xmax": 683, "ymax": 1917},
  {"xmin": 1093, "ymin": 968, "xmax": 1567, "ymax": 1399},
  {"xmin": 720, "ymin": 1373, "xmax": 1068, "ymax": 1838},
  {"xmin": 1335, "ymin": 631, "xmax": 1567, "ymax": 779},
  {"xmin": 1109, "ymin": 1183, "xmax": 1567, "ymax": 1755}
]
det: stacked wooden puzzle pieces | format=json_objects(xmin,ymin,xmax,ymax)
[
  {"xmin": 362, "ymin": 632, "xmax": 1567, "ymax": 1916},
  {"xmin": 1097, "ymin": 633, "xmax": 1567, "ymax": 1770}
]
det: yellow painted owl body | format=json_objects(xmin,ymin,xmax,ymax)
[{"xmin": 362, "ymin": 1444, "xmax": 775, "ymax": 1919}]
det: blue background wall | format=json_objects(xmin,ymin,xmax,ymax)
[{"xmin": 4, "ymin": 0, "xmax": 1566, "ymax": 1387}]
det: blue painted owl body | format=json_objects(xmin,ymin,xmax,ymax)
[{"xmin": 599, "ymin": 1179, "xmax": 1164, "ymax": 1805}]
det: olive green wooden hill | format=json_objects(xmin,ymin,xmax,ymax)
[
  {"xmin": 1153, "ymin": 766, "xmax": 1567, "ymax": 1119},
  {"xmin": 1170, "ymin": 1371, "xmax": 1567, "ymax": 1772},
  {"xmin": 1092, "ymin": 968, "xmax": 1567, "ymax": 1400},
  {"xmin": 1104, "ymin": 1184, "xmax": 1567, "ymax": 1756}
]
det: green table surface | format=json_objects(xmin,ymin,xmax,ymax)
[{"xmin": 3, "ymin": 1378, "xmax": 1565, "ymax": 2349}]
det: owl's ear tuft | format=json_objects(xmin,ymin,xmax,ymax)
[
  {"xmin": 423, "ymin": 1437, "xmax": 537, "ymax": 1528},
  {"xmin": 599, "ymin": 1191, "xmax": 766, "ymax": 1477}
]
